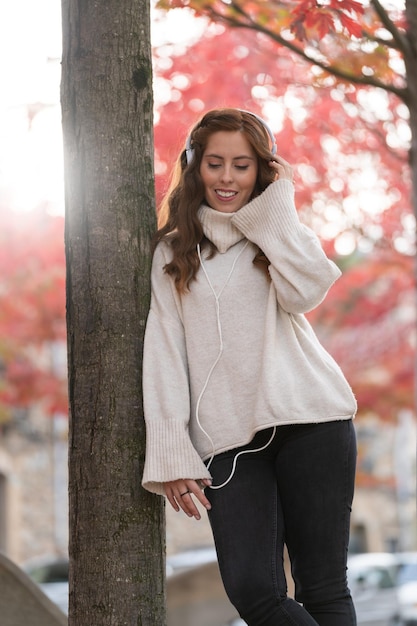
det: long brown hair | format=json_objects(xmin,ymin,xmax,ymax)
[{"xmin": 155, "ymin": 108, "xmax": 276, "ymax": 292}]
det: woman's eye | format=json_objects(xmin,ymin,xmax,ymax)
[{"xmin": 206, "ymin": 162, "xmax": 250, "ymax": 170}]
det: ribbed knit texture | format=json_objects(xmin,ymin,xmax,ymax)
[
  {"xmin": 142, "ymin": 180, "xmax": 356, "ymax": 495},
  {"xmin": 199, "ymin": 205, "xmax": 245, "ymax": 252},
  {"xmin": 232, "ymin": 178, "xmax": 303, "ymax": 242}
]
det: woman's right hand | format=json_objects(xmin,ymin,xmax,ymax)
[
  {"xmin": 269, "ymin": 155, "xmax": 294, "ymax": 182},
  {"xmin": 164, "ymin": 478, "xmax": 212, "ymax": 520}
]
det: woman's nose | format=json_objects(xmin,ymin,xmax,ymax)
[{"xmin": 220, "ymin": 165, "xmax": 233, "ymax": 182}]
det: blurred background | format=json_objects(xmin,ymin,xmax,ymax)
[{"xmin": 0, "ymin": 1, "xmax": 415, "ymax": 624}]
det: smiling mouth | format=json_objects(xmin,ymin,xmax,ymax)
[{"xmin": 216, "ymin": 190, "xmax": 237, "ymax": 199}]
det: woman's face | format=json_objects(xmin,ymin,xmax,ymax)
[{"xmin": 199, "ymin": 131, "xmax": 258, "ymax": 213}]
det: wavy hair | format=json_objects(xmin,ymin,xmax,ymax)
[{"xmin": 155, "ymin": 108, "xmax": 276, "ymax": 292}]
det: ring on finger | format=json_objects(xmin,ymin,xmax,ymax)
[{"xmin": 180, "ymin": 490, "xmax": 190, "ymax": 497}]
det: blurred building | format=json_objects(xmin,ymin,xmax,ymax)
[
  {"xmin": 350, "ymin": 410, "xmax": 416, "ymax": 554},
  {"xmin": 0, "ymin": 409, "xmax": 68, "ymax": 564}
]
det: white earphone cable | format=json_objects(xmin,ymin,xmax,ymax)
[{"xmin": 195, "ymin": 242, "xmax": 275, "ymax": 489}]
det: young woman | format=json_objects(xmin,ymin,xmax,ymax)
[{"xmin": 142, "ymin": 108, "xmax": 357, "ymax": 625}]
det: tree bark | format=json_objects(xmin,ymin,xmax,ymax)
[
  {"xmin": 61, "ymin": 0, "xmax": 166, "ymax": 624},
  {"xmin": 405, "ymin": 0, "xmax": 417, "ymax": 221}
]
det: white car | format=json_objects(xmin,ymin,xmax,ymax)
[
  {"xmin": 226, "ymin": 552, "xmax": 413, "ymax": 626},
  {"xmin": 397, "ymin": 554, "xmax": 417, "ymax": 626},
  {"xmin": 231, "ymin": 552, "xmax": 405, "ymax": 626},
  {"xmin": 347, "ymin": 552, "xmax": 402, "ymax": 626}
]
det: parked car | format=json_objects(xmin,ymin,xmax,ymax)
[
  {"xmin": 231, "ymin": 552, "xmax": 404, "ymax": 626},
  {"xmin": 24, "ymin": 555, "xmax": 69, "ymax": 615},
  {"xmin": 347, "ymin": 552, "xmax": 401, "ymax": 626},
  {"xmin": 397, "ymin": 553, "xmax": 417, "ymax": 626}
]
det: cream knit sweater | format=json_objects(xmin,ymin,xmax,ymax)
[{"xmin": 142, "ymin": 179, "xmax": 357, "ymax": 495}]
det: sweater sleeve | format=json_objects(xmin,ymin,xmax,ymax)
[
  {"xmin": 141, "ymin": 244, "xmax": 212, "ymax": 495},
  {"xmin": 231, "ymin": 179, "xmax": 341, "ymax": 314}
]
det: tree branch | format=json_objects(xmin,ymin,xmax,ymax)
[
  {"xmin": 361, "ymin": 29, "xmax": 401, "ymax": 51},
  {"xmin": 370, "ymin": 0, "xmax": 410, "ymax": 56},
  {"xmin": 206, "ymin": 3, "xmax": 409, "ymax": 103}
]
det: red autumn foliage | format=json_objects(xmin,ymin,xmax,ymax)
[{"xmin": 0, "ymin": 205, "xmax": 67, "ymax": 421}]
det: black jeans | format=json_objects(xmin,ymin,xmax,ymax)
[{"xmin": 206, "ymin": 420, "xmax": 357, "ymax": 625}]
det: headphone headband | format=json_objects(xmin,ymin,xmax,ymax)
[{"xmin": 185, "ymin": 109, "xmax": 277, "ymax": 165}]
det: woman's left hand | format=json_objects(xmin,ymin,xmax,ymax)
[
  {"xmin": 164, "ymin": 478, "xmax": 212, "ymax": 520},
  {"xmin": 269, "ymin": 155, "xmax": 294, "ymax": 182}
]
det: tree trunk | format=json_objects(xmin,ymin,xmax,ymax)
[
  {"xmin": 61, "ymin": 0, "xmax": 166, "ymax": 624},
  {"xmin": 405, "ymin": 0, "xmax": 417, "ymax": 467},
  {"xmin": 405, "ymin": 0, "xmax": 417, "ymax": 221}
]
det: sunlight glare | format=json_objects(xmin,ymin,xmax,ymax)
[
  {"xmin": 0, "ymin": 0, "xmax": 63, "ymax": 213},
  {"xmin": 334, "ymin": 231, "xmax": 356, "ymax": 256}
]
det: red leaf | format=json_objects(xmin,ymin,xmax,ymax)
[{"xmin": 339, "ymin": 12, "xmax": 364, "ymax": 38}]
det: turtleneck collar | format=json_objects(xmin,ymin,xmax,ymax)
[{"xmin": 198, "ymin": 205, "xmax": 245, "ymax": 253}]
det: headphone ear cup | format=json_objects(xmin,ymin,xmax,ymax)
[
  {"xmin": 185, "ymin": 131, "xmax": 194, "ymax": 164},
  {"xmin": 185, "ymin": 146, "xmax": 194, "ymax": 165}
]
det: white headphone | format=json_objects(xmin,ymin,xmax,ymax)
[{"xmin": 185, "ymin": 109, "xmax": 277, "ymax": 165}]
